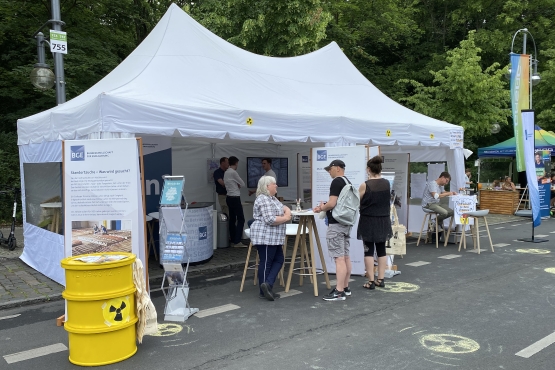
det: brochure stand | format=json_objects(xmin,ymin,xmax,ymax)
[{"xmin": 159, "ymin": 175, "xmax": 199, "ymax": 322}]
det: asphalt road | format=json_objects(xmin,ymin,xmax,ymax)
[{"xmin": 1, "ymin": 218, "xmax": 555, "ymax": 370}]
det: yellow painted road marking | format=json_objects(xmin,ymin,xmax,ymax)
[
  {"xmin": 150, "ymin": 323, "xmax": 183, "ymax": 337},
  {"xmin": 420, "ymin": 334, "xmax": 480, "ymax": 354},
  {"xmin": 382, "ymin": 282, "xmax": 420, "ymax": 293}
]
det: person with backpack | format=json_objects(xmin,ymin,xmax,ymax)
[
  {"xmin": 313, "ymin": 159, "xmax": 359, "ymax": 301},
  {"xmin": 357, "ymin": 156, "xmax": 392, "ymax": 290}
]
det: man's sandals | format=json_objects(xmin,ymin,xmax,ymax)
[{"xmin": 363, "ymin": 279, "xmax": 385, "ymax": 290}]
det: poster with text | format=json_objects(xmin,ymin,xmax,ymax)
[
  {"xmin": 63, "ymin": 138, "xmax": 145, "ymax": 266},
  {"xmin": 312, "ymin": 146, "xmax": 367, "ymax": 275},
  {"xmin": 297, "ymin": 153, "xmax": 312, "ymax": 203}
]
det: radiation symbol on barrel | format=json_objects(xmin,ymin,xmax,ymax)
[
  {"xmin": 102, "ymin": 296, "xmax": 131, "ymax": 327},
  {"xmin": 420, "ymin": 334, "xmax": 480, "ymax": 354}
]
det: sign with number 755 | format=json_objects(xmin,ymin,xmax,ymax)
[{"xmin": 50, "ymin": 30, "xmax": 67, "ymax": 54}]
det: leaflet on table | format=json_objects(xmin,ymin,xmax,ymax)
[{"xmin": 162, "ymin": 233, "xmax": 187, "ymax": 262}]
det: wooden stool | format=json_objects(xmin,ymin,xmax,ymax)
[
  {"xmin": 239, "ymin": 229, "xmax": 284, "ymax": 292},
  {"xmin": 458, "ymin": 210, "xmax": 494, "ymax": 254},
  {"xmin": 417, "ymin": 208, "xmax": 447, "ymax": 248}
]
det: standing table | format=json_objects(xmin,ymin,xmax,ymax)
[{"xmin": 285, "ymin": 210, "xmax": 331, "ymax": 296}]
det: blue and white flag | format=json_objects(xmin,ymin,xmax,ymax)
[{"xmin": 521, "ymin": 110, "xmax": 541, "ymax": 227}]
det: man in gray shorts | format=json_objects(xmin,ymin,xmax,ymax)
[{"xmin": 313, "ymin": 159, "xmax": 352, "ymax": 301}]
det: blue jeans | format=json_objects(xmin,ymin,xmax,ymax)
[
  {"xmin": 255, "ymin": 244, "xmax": 284, "ymax": 295},
  {"xmin": 226, "ymin": 196, "xmax": 245, "ymax": 244}
]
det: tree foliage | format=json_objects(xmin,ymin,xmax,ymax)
[
  {"xmin": 399, "ymin": 31, "xmax": 511, "ymax": 149},
  {"xmin": 1, "ymin": 0, "xmax": 555, "ymax": 222}
]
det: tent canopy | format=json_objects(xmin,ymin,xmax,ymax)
[
  {"xmin": 478, "ymin": 126, "xmax": 555, "ymax": 158},
  {"xmin": 18, "ymin": 3, "xmax": 462, "ymax": 147}
]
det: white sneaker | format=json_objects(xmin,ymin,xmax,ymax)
[{"xmin": 233, "ymin": 242, "xmax": 248, "ymax": 248}]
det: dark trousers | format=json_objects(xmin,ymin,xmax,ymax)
[
  {"xmin": 255, "ymin": 244, "xmax": 284, "ymax": 295},
  {"xmin": 226, "ymin": 196, "xmax": 245, "ymax": 244}
]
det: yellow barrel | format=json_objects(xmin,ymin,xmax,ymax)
[{"xmin": 61, "ymin": 252, "xmax": 138, "ymax": 366}]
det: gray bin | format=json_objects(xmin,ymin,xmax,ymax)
[{"xmin": 217, "ymin": 213, "xmax": 230, "ymax": 248}]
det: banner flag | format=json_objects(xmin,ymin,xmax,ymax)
[
  {"xmin": 510, "ymin": 54, "xmax": 530, "ymax": 172},
  {"xmin": 521, "ymin": 110, "xmax": 541, "ymax": 227}
]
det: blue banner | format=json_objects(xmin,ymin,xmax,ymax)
[{"xmin": 521, "ymin": 111, "xmax": 541, "ymax": 227}]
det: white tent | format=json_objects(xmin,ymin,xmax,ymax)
[{"xmin": 17, "ymin": 4, "xmax": 465, "ymax": 284}]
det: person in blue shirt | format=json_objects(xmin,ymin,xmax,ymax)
[{"xmin": 213, "ymin": 157, "xmax": 229, "ymax": 215}]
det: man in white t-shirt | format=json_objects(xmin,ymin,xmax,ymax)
[
  {"xmin": 249, "ymin": 158, "xmax": 277, "ymax": 196},
  {"xmin": 421, "ymin": 171, "xmax": 456, "ymax": 226}
]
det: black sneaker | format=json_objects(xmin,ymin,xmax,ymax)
[
  {"xmin": 259, "ymin": 292, "xmax": 280, "ymax": 300},
  {"xmin": 260, "ymin": 283, "xmax": 274, "ymax": 301},
  {"xmin": 344, "ymin": 287, "xmax": 352, "ymax": 297},
  {"xmin": 322, "ymin": 288, "xmax": 346, "ymax": 301}
]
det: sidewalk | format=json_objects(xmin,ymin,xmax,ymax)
[{"xmin": 0, "ymin": 212, "xmax": 524, "ymax": 310}]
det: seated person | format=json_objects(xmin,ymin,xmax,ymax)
[
  {"xmin": 101, "ymin": 225, "xmax": 108, "ymax": 235},
  {"xmin": 492, "ymin": 179, "xmax": 501, "ymax": 189},
  {"xmin": 501, "ymin": 176, "xmax": 516, "ymax": 191},
  {"xmin": 93, "ymin": 224, "xmax": 100, "ymax": 234},
  {"xmin": 421, "ymin": 171, "xmax": 456, "ymax": 228}
]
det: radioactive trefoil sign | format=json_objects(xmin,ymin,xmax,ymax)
[{"xmin": 50, "ymin": 30, "xmax": 67, "ymax": 54}]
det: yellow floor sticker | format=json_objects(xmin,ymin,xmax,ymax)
[
  {"xmin": 151, "ymin": 323, "xmax": 183, "ymax": 337},
  {"xmin": 420, "ymin": 334, "xmax": 480, "ymax": 354},
  {"xmin": 381, "ymin": 282, "xmax": 420, "ymax": 293}
]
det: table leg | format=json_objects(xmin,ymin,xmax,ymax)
[
  {"xmin": 285, "ymin": 220, "xmax": 303, "ymax": 293},
  {"xmin": 458, "ymin": 225, "xmax": 464, "ymax": 252},
  {"xmin": 312, "ymin": 217, "xmax": 330, "ymax": 290},
  {"xmin": 54, "ymin": 210, "xmax": 60, "ymax": 234},
  {"xmin": 306, "ymin": 218, "xmax": 319, "ymax": 297},
  {"xmin": 300, "ymin": 224, "xmax": 314, "ymax": 284},
  {"xmin": 483, "ymin": 217, "xmax": 494, "ymax": 252},
  {"xmin": 475, "ymin": 218, "xmax": 481, "ymax": 254}
]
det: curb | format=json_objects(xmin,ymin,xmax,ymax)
[
  {"xmin": 0, "ymin": 293, "xmax": 64, "ymax": 311},
  {"xmin": 0, "ymin": 261, "xmax": 248, "ymax": 311}
]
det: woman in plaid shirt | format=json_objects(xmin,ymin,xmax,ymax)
[{"xmin": 251, "ymin": 176, "xmax": 292, "ymax": 301}]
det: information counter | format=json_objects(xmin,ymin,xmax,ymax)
[{"xmin": 478, "ymin": 190, "xmax": 519, "ymax": 215}]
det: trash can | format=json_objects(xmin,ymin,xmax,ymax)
[
  {"xmin": 217, "ymin": 212, "xmax": 229, "ymax": 248},
  {"xmin": 61, "ymin": 252, "xmax": 138, "ymax": 366}
]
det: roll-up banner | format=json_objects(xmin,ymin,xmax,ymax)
[
  {"xmin": 62, "ymin": 138, "xmax": 145, "ymax": 266},
  {"xmin": 510, "ymin": 54, "xmax": 530, "ymax": 172},
  {"xmin": 521, "ymin": 110, "xmax": 541, "ymax": 227},
  {"xmin": 312, "ymin": 146, "xmax": 368, "ymax": 275}
]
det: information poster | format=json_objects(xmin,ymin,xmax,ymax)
[
  {"xmin": 536, "ymin": 150, "xmax": 551, "ymax": 218},
  {"xmin": 382, "ymin": 154, "xmax": 409, "ymax": 228},
  {"xmin": 142, "ymin": 135, "xmax": 172, "ymax": 215},
  {"xmin": 312, "ymin": 146, "xmax": 367, "ymax": 275},
  {"xmin": 160, "ymin": 179, "xmax": 184, "ymax": 205},
  {"xmin": 63, "ymin": 138, "xmax": 145, "ymax": 265},
  {"xmin": 451, "ymin": 195, "xmax": 476, "ymax": 225}
]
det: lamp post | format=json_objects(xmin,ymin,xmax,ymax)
[{"xmin": 30, "ymin": 0, "xmax": 66, "ymax": 105}]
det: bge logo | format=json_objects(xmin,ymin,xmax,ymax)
[
  {"xmin": 70, "ymin": 146, "xmax": 85, "ymax": 161},
  {"xmin": 198, "ymin": 226, "xmax": 207, "ymax": 240},
  {"xmin": 316, "ymin": 150, "xmax": 327, "ymax": 161}
]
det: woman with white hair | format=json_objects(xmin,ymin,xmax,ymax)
[{"xmin": 250, "ymin": 176, "xmax": 291, "ymax": 301}]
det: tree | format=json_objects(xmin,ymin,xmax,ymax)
[
  {"xmin": 187, "ymin": 0, "xmax": 331, "ymax": 56},
  {"xmin": 399, "ymin": 31, "xmax": 511, "ymax": 151}
]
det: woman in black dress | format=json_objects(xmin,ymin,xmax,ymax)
[{"xmin": 357, "ymin": 156, "xmax": 392, "ymax": 289}]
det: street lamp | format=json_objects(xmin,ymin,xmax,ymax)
[{"xmin": 29, "ymin": 0, "xmax": 66, "ymax": 105}]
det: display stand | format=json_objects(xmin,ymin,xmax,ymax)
[{"xmin": 159, "ymin": 175, "xmax": 199, "ymax": 322}]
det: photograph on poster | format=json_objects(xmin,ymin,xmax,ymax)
[
  {"xmin": 71, "ymin": 220, "xmax": 132, "ymax": 255},
  {"xmin": 247, "ymin": 157, "xmax": 288, "ymax": 187},
  {"xmin": 206, "ymin": 158, "xmax": 220, "ymax": 184}
]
